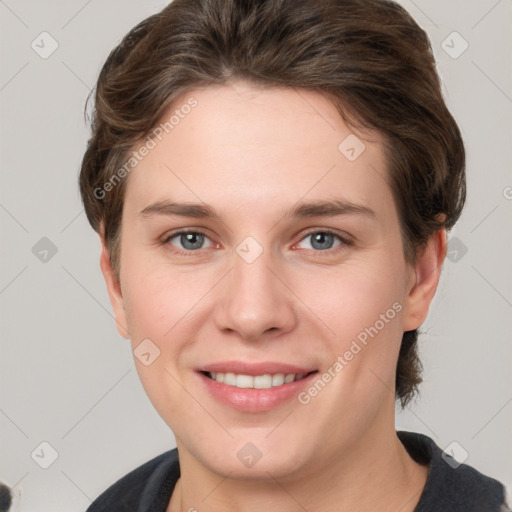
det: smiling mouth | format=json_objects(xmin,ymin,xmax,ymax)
[{"xmin": 202, "ymin": 371, "xmax": 318, "ymax": 389}]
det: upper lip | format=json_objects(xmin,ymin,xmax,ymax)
[{"xmin": 198, "ymin": 361, "xmax": 317, "ymax": 376}]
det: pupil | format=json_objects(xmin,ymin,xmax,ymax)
[
  {"xmin": 311, "ymin": 232, "xmax": 333, "ymax": 250},
  {"xmin": 181, "ymin": 233, "xmax": 204, "ymax": 250}
]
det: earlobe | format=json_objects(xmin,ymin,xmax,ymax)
[
  {"xmin": 402, "ymin": 228, "xmax": 447, "ymax": 332},
  {"xmin": 99, "ymin": 236, "xmax": 130, "ymax": 339}
]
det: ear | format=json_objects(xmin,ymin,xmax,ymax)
[
  {"xmin": 402, "ymin": 227, "xmax": 447, "ymax": 332},
  {"xmin": 99, "ymin": 229, "xmax": 130, "ymax": 339}
]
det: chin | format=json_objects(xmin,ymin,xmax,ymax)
[{"xmin": 187, "ymin": 434, "xmax": 313, "ymax": 481}]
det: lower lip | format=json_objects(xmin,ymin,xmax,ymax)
[{"xmin": 198, "ymin": 372, "xmax": 318, "ymax": 412}]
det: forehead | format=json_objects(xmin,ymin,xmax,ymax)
[{"xmin": 123, "ymin": 81, "xmax": 395, "ymax": 223}]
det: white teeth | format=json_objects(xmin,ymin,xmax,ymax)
[
  {"xmin": 272, "ymin": 373, "xmax": 285, "ymax": 386},
  {"xmin": 224, "ymin": 372, "xmax": 236, "ymax": 386},
  {"xmin": 235, "ymin": 374, "xmax": 254, "ymax": 388},
  {"xmin": 254, "ymin": 374, "xmax": 272, "ymax": 389},
  {"xmin": 208, "ymin": 371, "xmax": 307, "ymax": 389}
]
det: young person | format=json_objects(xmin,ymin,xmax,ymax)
[{"xmin": 79, "ymin": 0, "xmax": 509, "ymax": 510}]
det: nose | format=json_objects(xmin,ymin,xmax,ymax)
[{"xmin": 213, "ymin": 245, "xmax": 298, "ymax": 342}]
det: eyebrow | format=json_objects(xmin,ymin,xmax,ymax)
[{"xmin": 139, "ymin": 199, "xmax": 376, "ymax": 220}]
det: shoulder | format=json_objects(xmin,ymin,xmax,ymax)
[
  {"xmin": 86, "ymin": 448, "xmax": 180, "ymax": 512},
  {"xmin": 397, "ymin": 430, "xmax": 510, "ymax": 512}
]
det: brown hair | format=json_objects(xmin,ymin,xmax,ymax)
[{"xmin": 79, "ymin": 0, "xmax": 466, "ymax": 407}]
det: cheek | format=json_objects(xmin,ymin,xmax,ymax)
[
  {"xmin": 297, "ymin": 259, "xmax": 406, "ymax": 341},
  {"xmin": 296, "ymin": 257, "xmax": 407, "ymax": 403},
  {"xmin": 123, "ymin": 281, "xmax": 172, "ymax": 342},
  {"xmin": 123, "ymin": 270, "xmax": 199, "ymax": 343},
  {"xmin": 119, "ymin": 234, "xmax": 206, "ymax": 340},
  {"xmin": 121, "ymin": 270, "xmax": 199, "ymax": 414}
]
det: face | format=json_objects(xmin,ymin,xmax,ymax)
[{"xmin": 102, "ymin": 80, "xmax": 440, "ymax": 481}]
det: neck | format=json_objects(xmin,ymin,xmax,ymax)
[{"xmin": 168, "ymin": 414, "xmax": 428, "ymax": 512}]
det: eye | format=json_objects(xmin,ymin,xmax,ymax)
[
  {"xmin": 164, "ymin": 230, "xmax": 215, "ymax": 253},
  {"xmin": 296, "ymin": 230, "xmax": 349, "ymax": 252}
]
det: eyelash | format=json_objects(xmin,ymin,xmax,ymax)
[{"xmin": 161, "ymin": 228, "xmax": 353, "ymax": 256}]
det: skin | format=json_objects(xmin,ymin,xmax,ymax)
[{"xmin": 100, "ymin": 80, "xmax": 446, "ymax": 512}]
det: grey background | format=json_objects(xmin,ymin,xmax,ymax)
[{"xmin": 1, "ymin": 1, "xmax": 511, "ymax": 510}]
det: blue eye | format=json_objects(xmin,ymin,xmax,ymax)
[
  {"xmin": 165, "ymin": 231, "xmax": 214, "ymax": 252},
  {"xmin": 163, "ymin": 229, "xmax": 350, "ymax": 256},
  {"xmin": 297, "ymin": 231, "xmax": 346, "ymax": 251}
]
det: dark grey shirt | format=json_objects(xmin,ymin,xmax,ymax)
[{"xmin": 86, "ymin": 431, "xmax": 509, "ymax": 511}]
